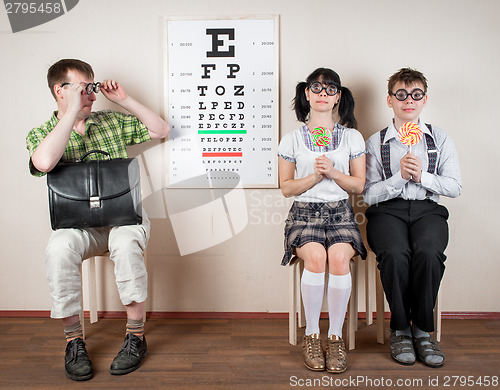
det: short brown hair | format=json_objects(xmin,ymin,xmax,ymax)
[
  {"xmin": 388, "ymin": 68, "xmax": 428, "ymax": 95},
  {"xmin": 47, "ymin": 59, "xmax": 94, "ymax": 99}
]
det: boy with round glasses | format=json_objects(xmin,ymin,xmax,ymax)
[
  {"xmin": 363, "ymin": 68, "xmax": 462, "ymax": 368},
  {"xmin": 26, "ymin": 59, "xmax": 170, "ymax": 381}
]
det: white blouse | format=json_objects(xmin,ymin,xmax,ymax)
[{"xmin": 278, "ymin": 124, "xmax": 366, "ymax": 202}]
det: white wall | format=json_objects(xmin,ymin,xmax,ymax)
[{"xmin": 1, "ymin": 0, "xmax": 498, "ymax": 314}]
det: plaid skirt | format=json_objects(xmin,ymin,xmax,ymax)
[{"xmin": 281, "ymin": 200, "xmax": 367, "ymax": 266}]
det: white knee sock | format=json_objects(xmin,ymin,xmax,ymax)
[
  {"xmin": 301, "ymin": 269, "xmax": 325, "ymax": 335},
  {"xmin": 327, "ymin": 273, "xmax": 352, "ymax": 338}
]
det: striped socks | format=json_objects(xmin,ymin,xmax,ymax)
[
  {"xmin": 126, "ymin": 318, "xmax": 145, "ymax": 340},
  {"xmin": 65, "ymin": 319, "xmax": 144, "ymax": 342},
  {"xmin": 64, "ymin": 321, "xmax": 83, "ymax": 342}
]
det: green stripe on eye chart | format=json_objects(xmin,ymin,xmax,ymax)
[{"xmin": 198, "ymin": 130, "xmax": 247, "ymax": 134}]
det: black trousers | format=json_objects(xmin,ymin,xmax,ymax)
[{"xmin": 366, "ymin": 198, "xmax": 449, "ymax": 332}]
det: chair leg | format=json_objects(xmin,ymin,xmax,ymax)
[
  {"xmin": 346, "ymin": 258, "xmax": 357, "ymax": 350},
  {"xmin": 365, "ymin": 252, "xmax": 375, "ymax": 326},
  {"xmin": 297, "ymin": 259, "xmax": 305, "ymax": 329},
  {"xmin": 87, "ymin": 257, "xmax": 98, "ymax": 324},
  {"xmin": 353, "ymin": 258, "xmax": 359, "ymax": 332},
  {"xmin": 80, "ymin": 312, "xmax": 86, "ymax": 339},
  {"xmin": 375, "ymin": 265, "xmax": 386, "ymax": 344},
  {"xmin": 434, "ymin": 290, "xmax": 441, "ymax": 342},
  {"xmin": 289, "ymin": 258, "xmax": 298, "ymax": 346},
  {"xmin": 80, "ymin": 269, "xmax": 86, "ymax": 340}
]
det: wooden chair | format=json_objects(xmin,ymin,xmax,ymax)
[
  {"xmin": 368, "ymin": 251, "xmax": 442, "ymax": 343},
  {"xmin": 365, "ymin": 251, "xmax": 376, "ymax": 327},
  {"xmin": 289, "ymin": 255, "xmax": 359, "ymax": 350},
  {"xmin": 80, "ymin": 251, "xmax": 148, "ymax": 339}
]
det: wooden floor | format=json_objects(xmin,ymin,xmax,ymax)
[{"xmin": 0, "ymin": 317, "xmax": 499, "ymax": 390}]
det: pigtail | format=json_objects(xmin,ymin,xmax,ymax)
[
  {"xmin": 338, "ymin": 86, "xmax": 357, "ymax": 129},
  {"xmin": 292, "ymin": 82, "xmax": 310, "ymax": 123}
]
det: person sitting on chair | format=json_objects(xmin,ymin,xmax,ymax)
[
  {"xmin": 26, "ymin": 58, "xmax": 169, "ymax": 381},
  {"xmin": 363, "ymin": 67, "xmax": 462, "ymax": 368},
  {"xmin": 278, "ymin": 68, "xmax": 367, "ymax": 373}
]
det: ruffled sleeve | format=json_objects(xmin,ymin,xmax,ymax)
[
  {"xmin": 347, "ymin": 129, "xmax": 366, "ymax": 160},
  {"xmin": 277, "ymin": 131, "xmax": 296, "ymax": 163}
]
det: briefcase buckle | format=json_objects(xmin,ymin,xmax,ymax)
[{"xmin": 90, "ymin": 196, "xmax": 101, "ymax": 209}]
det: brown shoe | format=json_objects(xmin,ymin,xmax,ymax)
[
  {"xmin": 302, "ymin": 333, "xmax": 325, "ymax": 371},
  {"xmin": 325, "ymin": 335, "xmax": 347, "ymax": 373}
]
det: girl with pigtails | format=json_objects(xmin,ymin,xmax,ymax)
[{"xmin": 278, "ymin": 68, "xmax": 367, "ymax": 373}]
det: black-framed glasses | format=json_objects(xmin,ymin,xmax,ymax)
[
  {"xmin": 60, "ymin": 82, "xmax": 101, "ymax": 95},
  {"xmin": 391, "ymin": 88, "xmax": 426, "ymax": 101},
  {"xmin": 309, "ymin": 81, "xmax": 339, "ymax": 96}
]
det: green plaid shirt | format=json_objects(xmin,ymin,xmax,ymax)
[{"xmin": 26, "ymin": 110, "xmax": 150, "ymax": 177}]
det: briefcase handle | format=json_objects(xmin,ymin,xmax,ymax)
[{"xmin": 76, "ymin": 150, "xmax": 111, "ymax": 162}]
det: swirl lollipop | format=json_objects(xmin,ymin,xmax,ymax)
[
  {"xmin": 310, "ymin": 127, "xmax": 332, "ymax": 147},
  {"xmin": 398, "ymin": 122, "xmax": 423, "ymax": 152}
]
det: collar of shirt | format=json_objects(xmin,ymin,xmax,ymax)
[
  {"xmin": 382, "ymin": 119, "xmax": 432, "ymax": 144},
  {"xmin": 51, "ymin": 110, "xmax": 102, "ymax": 135},
  {"xmin": 49, "ymin": 111, "xmax": 60, "ymax": 127}
]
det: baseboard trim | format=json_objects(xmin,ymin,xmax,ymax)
[{"xmin": 1, "ymin": 310, "xmax": 499, "ymax": 320}]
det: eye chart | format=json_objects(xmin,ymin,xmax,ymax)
[{"xmin": 165, "ymin": 16, "xmax": 279, "ymax": 188}]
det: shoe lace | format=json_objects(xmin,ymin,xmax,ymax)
[
  {"xmin": 120, "ymin": 334, "xmax": 140, "ymax": 356},
  {"xmin": 305, "ymin": 336, "xmax": 323, "ymax": 359},
  {"xmin": 327, "ymin": 339, "xmax": 346, "ymax": 360},
  {"xmin": 68, "ymin": 339, "xmax": 87, "ymax": 364}
]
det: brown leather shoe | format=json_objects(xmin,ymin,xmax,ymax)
[
  {"xmin": 325, "ymin": 334, "xmax": 347, "ymax": 373},
  {"xmin": 302, "ymin": 333, "xmax": 325, "ymax": 371}
]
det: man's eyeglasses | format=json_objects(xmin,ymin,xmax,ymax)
[
  {"xmin": 60, "ymin": 82, "xmax": 101, "ymax": 95},
  {"xmin": 391, "ymin": 88, "xmax": 426, "ymax": 101},
  {"xmin": 309, "ymin": 81, "xmax": 339, "ymax": 96}
]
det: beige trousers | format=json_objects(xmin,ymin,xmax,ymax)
[{"xmin": 44, "ymin": 212, "xmax": 150, "ymax": 319}]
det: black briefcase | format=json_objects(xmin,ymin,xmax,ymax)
[{"xmin": 46, "ymin": 150, "xmax": 142, "ymax": 230}]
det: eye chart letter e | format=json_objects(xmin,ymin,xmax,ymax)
[{"xmin": 165, "ymin": 16, "xmax": 279, "ymax": 188}]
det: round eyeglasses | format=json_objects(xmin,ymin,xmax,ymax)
[
  {"xmin": 60, "ymin": 82, "xmax": 101, "ymax": 95},
  {"xmin": 391, "ymin": 88, "xmax": 426, "ymax": 101},
  {"xmin": 309, "ymin": 81, "xmax": 339, "ymax": 96}
]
